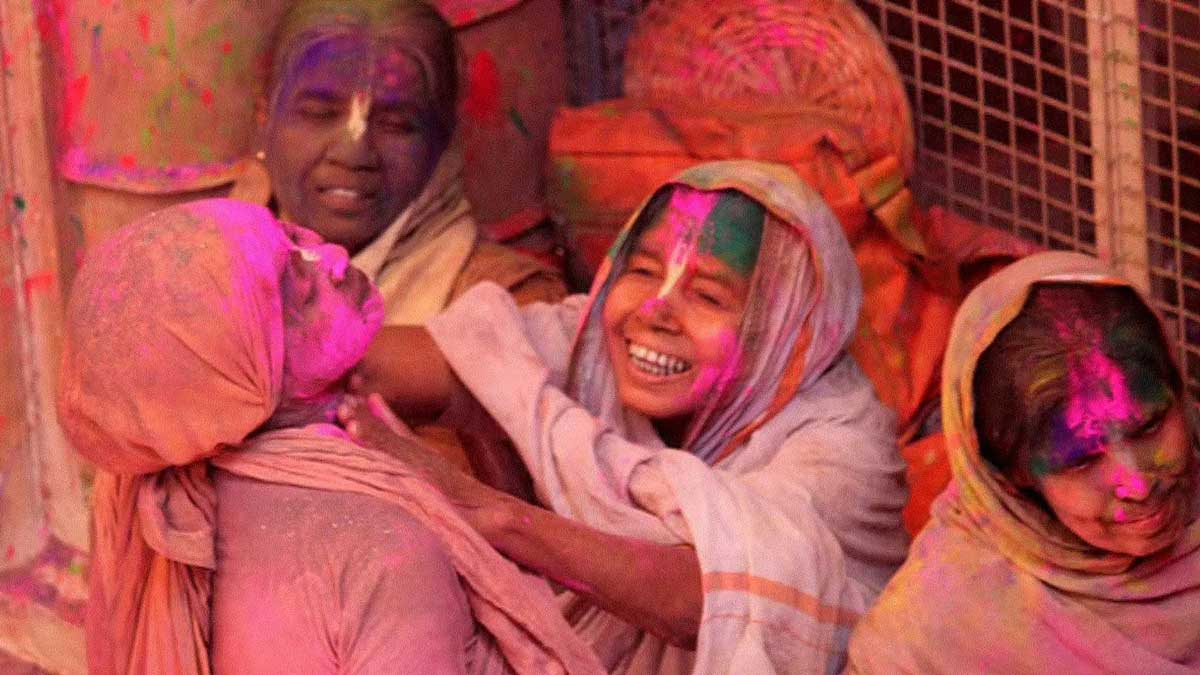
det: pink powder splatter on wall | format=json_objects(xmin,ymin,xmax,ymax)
[
  {"xmin": 463, "ymin": 51, "xmax": 501, "ymax": 125},
  {"xmin": 136, "ymin": 12, "xmax": 151, "ymax": 42},
  {"xmin": 62, "ymin": 74, "xmax": 89, "ymax": 139},
  {"xmin": 23, "ymin": 270, "xmax": 56, "ymax": 302}
]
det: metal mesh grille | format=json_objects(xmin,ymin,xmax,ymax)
[
  {"xmin": 559, "ymin": 0, "xmax": 1200, "ymax": 395},
  {"xmin": 855, "ymin": 0, "xmax": 1098, "ymax": 252},
  {"xmin": 1139, "ymin": 0, "xmax": 1200, "ymax": 399}
]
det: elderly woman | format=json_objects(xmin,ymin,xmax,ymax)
[
  {"xmin": 232, "ymin": 0, "xmax": 564, "ymax": 320},
  {"xmin": 231, "ymin": 0, "xmax": 564, "ymax": 481},
  {"xmin": 845, "ymin": 252, "xmax": 1200, "ymax": 672},
  {"xmin": 346, "ymin": 160, "xmax": 910, "ymax": 673},
  {"xmin": 57, "ymin": 200, "xmax": 599, "ymax": 674}
]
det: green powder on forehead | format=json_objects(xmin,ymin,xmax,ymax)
[{"xmin": 702, "ymin": 189, "xmax": 765, "ymax": 277}]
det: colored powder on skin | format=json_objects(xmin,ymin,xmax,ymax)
[
  {"xmin": 688, "ymin": 327, "xmax": 742, "ymax": 406},
  {"xmin": 201, "ymin": 87, "xmax": 215, "ymax": 108},
  {"xmin": 1063, "ymin": 348, "xmax": 1138, "ymax": 440},
  {"xmin": 703, "ymin": 192, "xmax": 764, "ymax": 277},
  {"xmin": 12, "ymin": 194, "xmax": 25, "ymax": 211},
  {"xmin": 658, "ymin": 190, "xmax": 715, "ymax": 300}
]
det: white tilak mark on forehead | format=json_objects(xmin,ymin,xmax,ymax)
[{"xmin": 346, "ymin": 91, "xmax": 371, "ymax": 142}]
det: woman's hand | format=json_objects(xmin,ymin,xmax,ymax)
[{"xmin": 338, "ymin": 394, "xmax": 510, "ymax": 533}]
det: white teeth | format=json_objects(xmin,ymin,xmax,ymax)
[
  {"xmin": 326, "ymin": 188, "xmax": 361, "ymax": 199},
  {"xmin": 626, "ymin": 341, "xmax": 692, "ymax": 376}
]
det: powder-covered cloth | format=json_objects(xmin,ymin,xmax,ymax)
[
  {"xmin": 57, "ymin": 199, "xmax": 601, "ymax": 675},
  {"xmin": 845, "ymin": 251, "xmax": 1200, "ymax": 673},
  {"xmin": 428, "ymin": 161, "xmax": 908, "ymax": 674},
  {"xmin": 211, "ymin": 469, "xmax": 476, "ymax": 674}
]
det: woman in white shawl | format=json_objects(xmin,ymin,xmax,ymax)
[{"xmin": 346, "ymin": 160, "xmax": 909, "ymax": 673}]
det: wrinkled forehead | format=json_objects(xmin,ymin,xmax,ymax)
[{"xmin": 275, "ymin": 31, "xmax": 432, "ymax": 105}]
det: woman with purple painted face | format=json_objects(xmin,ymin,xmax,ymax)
[
  {"xmin": 233, "ymin": 0, "xmax": 564, "ymax": 326},
  {"xmin": 347, "ymin": 161, "xmax": 909, "ymax": 673},
  {"xmin": 847, "ymin": 252, "xmax": 1200, "ymax": 673},
  {"xmin": 232, "ymin": 0, "xmax": 566, "ymax": 489}
]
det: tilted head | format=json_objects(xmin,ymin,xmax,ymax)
[
  {"xmin": 57, "ymin": 199, "xmax": 383, "ymax": 474},
  {"xmin": 975, "ymin": 282, "xmax": 1196, "ymax": 557}
]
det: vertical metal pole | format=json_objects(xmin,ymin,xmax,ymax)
[{"xmin": 1086, "ymin": 0, "xmax": 1150, "ymax": 289}]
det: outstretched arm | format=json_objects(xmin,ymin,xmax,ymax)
[
  {"xmin": 356, "ymin": 325, "xmax": 461, "ymax": 421},
  {"xmin": 341, "ymin": 395, "xmax": 703, "ymax": 648}
]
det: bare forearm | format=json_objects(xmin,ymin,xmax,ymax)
[
  {"xmin": 357, "ymin": 326, "xmax": 460, "ymax": 421},
  {"xmin": 479, "ymin": 496, "xmax": 702, "ymax": 648}
]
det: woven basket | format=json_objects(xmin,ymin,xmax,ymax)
[{"xmin": 623, "ymin": 0, "xmax": 915, "ymax": 175}]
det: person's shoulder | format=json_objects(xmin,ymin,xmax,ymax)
[{"xmin": 456, "ymin": 241, "xmax": 567, "ymax": 305}]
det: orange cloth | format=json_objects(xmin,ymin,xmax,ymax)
[{"xmin": 57, "ymin": 199, "xmax": 602, "ymax": 674}]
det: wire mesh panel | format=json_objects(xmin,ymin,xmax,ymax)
[
  {"xmin": 854, "ymin": 0, "xmax": 1099, "ymax": 252},
  {"xmin": 1139, "ymin": 0, "xmax": 1200, "ymax": 399}
]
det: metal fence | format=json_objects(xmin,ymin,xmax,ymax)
[{"xmin": 560, "ymin": 0, "xmax": 1200, "ymax": 397}]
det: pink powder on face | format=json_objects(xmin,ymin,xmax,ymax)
[
  {"xmin": 688, "ymin": 327, "xmax": 742, "ymax": 405},
  {"xmin": 657, "ymin": 189, "xmax": 720, "ymax": 301},
  {"xmin": 1063, "ymin": 348, "xmax": 1139, "ymax": 440}
]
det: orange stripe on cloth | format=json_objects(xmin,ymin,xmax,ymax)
[{"xmin": 702, "ymin": 572, "xmax": 860, "ymax": 628}]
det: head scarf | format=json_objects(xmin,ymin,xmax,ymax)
[
  {"xmin": 847, "ymin": 251, "xmax": 1200, "ymax": 672},
  {"xmin": 567, "ymin": 160, "xmax": 863, "ymax": 463},
  {"xmin": 263, "ymin": 0, "xmax": 479, "ymax": 325},
  {"xmin": 58, "ymin": 199, "xmax": 601, "ymax": 675}
]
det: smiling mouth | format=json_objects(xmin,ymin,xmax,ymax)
[
  {"xmin": 317, "ymin": 187, "xmax": 376, "ymax": 213},
  {"xmin": 626, "ymin": 340, "xmax": 693, "ymax": 377}
]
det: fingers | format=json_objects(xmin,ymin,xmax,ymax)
[
  {"xmin": 367, "ymin": 393, "xmax": 413, "ymax": 437},
  {"xmin": 336, "ymin": 394, "xmax": 363, "ymax": 427}
]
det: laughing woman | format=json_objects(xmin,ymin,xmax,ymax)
[
  {"xmin": 846, "ymin": 252, "xmax": 1200, "ymax": 672},
  {"xmin": 346, "ymin": 160, "xmax": 909, "ymax": 673}
]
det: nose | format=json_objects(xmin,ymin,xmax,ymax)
[
  {"xmin": 326, "ymin": 93, "xmax": 377, "ymax": 171},
  {"xmin": 1109, "ymin": 445, "xmax": 1153, "ymax": 501},
  {"xmin": 637, "ymin": 286, "xmax": 682, "ymax": 331}
]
